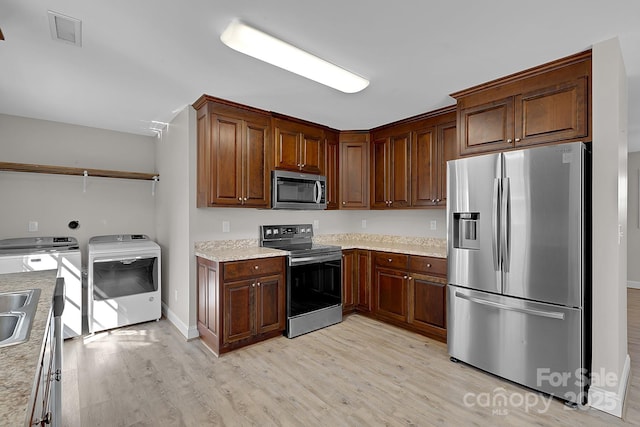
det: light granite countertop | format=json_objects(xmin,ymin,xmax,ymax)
[
  {"xmin": 0, "ymin": 270, "xmax": 57, "ymax": 427},
  {"xmin": 195, "ymin": 234, "xmax": 446, "ymax": 262}
]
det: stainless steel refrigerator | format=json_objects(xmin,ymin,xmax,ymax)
[{"xmin": 447, "ymin": 141, "xmax": 590, "ymax": 405}]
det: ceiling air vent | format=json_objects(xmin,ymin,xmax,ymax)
[{"xmin": 48, "ymin": 11, "xmax": 82, "ymax": 47}]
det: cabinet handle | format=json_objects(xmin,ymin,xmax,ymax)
[
  {"xmin": 507, "ymin": 138, "xmax": 513, "ymax": 143},
  {"xmin": 515, "ymin": 138, "xmax": 521, "ymax": 142}
]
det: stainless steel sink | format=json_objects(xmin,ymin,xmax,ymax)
[
  {"xmin": 0, "ymin": 291, "xmax": 29, "ymax": 312},
  {"xmin": 0, "ymin": 289, "xmax": 40, "ymax": 348}
]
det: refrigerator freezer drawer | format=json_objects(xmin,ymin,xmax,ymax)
[{"xmin": 447, "ymin": 285, "xmax": 586, "ymax": 404}]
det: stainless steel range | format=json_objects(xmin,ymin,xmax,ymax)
[{"xmin": 259, "ymin": 224, "xmax": 342, "ymax": 338}]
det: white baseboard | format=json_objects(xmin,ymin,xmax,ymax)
[
  {"xmin": 589, "ymin": 354, "xmax": 631, "ymax": 418},
  {"xmin": 627, "ymin": 280, "xmax": 640, "ymax": 289},
  {"xmin": 161, "ymin": 302, "xmax": 200, "ymax": 340}
]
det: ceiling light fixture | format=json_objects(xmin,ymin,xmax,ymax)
[{"xmin": 220, "ymin": 20, "xmax": 369, "ymax": 94}]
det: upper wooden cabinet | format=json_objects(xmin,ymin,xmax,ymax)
[
  {"xmin": 371, "ymin": 107, "xmax": 456, "ymax": 209},
  {"xmin": 370, "ymin": 131, "xmax": 411, "ymax": 209},
  {"xmin": 272, "ymin": 117, "xmax": 326, "ymax": 174},
  {"xmin": 194, "ymin": 96, "xmax": 271, "ymax": 208},
  {"xmin": 325, "ymin": 130, "xmax": 340, "ymax": 210},
  {"xmin": 339, "ymin": 131, "xmax": 370, "ymax": 209},
  {"xmin": 452, "ymin": 50, "xmax": 591, "ymax": 156}
]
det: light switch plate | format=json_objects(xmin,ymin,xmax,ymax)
[{"xmin": 28, "ymin": 221, "xmax": 38, "ymax": 232}]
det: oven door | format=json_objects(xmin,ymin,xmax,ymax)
[{"xmin": 287, "ymin": 252, "xmax": 342, "ymax": 318}]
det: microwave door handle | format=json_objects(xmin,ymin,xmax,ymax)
[{"xmin": 314, "ymin": 181, "xmax": 322, "ymax": 203}]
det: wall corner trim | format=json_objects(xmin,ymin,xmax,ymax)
[
  {"xmin": 588, "ymin": 354, "xmax": 631, "ymax": 418},
  {"xmin": 162, "ymin": 302, "xmax": 200, "ymax": 340}
]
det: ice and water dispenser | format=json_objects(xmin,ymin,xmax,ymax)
[{"xmin": 452, "ymin": 212, "xmax": 480, "ymax": 250}]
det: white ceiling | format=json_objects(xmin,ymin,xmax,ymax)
[{"xmin": 1, "ymin": 1, "xmax": 640, "ymax": 149}]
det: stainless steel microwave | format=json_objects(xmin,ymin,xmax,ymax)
[{"xmin": 272, "ymin": 170, "xmax": 327, "ymax": 210}]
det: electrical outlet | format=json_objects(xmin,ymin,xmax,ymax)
[
  {"xmin": 313, "ymin": 219, "xmax": 319, "ymax": 230},
  {"xmin": 174, "ymin": 290, "xmax": 178, "ymax": 302},
  {"xmin": 430, "ymin": 220, "xmax": 437, "ymax": 230},
  {"xmin": 361, "ymin": 219, "xmax": 367, "ymax": 229},
  {"xmin": 28, "ymin": 221, "xmax": 38, "ymax": 232},
  {"xmin": 222, "ymin": 221, "xmax": 230, "ymax": 233}
]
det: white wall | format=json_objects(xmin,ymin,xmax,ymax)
[
  {"xmin": 0, "ymin": 114, "xmax": 157, "ymax": 264},
  {"xmin": 627, "ymin": 151, "xmax": 640, "ymax": 287},
  {"xmin": 590, "ymin": 38, "xmax": 629, "ymax": 417},
  {"xmin": 155, "ymin": 107, "xmax": 196, "ymax": 337}
]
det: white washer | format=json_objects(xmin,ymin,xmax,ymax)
[
  {"xmin": 0, "ymin": 237, "xmax": 83, "ymax": 339},
  {"xmin": 88, "ymin": 234, "xmax": 161, "ymax": 333}
]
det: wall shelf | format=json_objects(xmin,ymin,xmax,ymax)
[{"xmin": 0, "ymin": 161, "xmax": 159, "ymax": 181}]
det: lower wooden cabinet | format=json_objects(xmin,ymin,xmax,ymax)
[
  {"xmin": 197, "ymin": 256, "xmax": 285, "ymax": 355},
  {"xmin": 342, "ymin": 249, "xmax": 372, "ymax": 314},
  {"xmin": 371, "ymin": 251, "xmax": 447, "ymax": 342}
]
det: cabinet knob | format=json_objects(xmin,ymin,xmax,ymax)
[
  {"xmin": 507, "ymin": 138, "xmax": 513, "ymax": 143},
  {"xmin": 252, "ymin": 283, "xmax": 256, "ymax": 287},
  {"xmin": 257, "ymin": 282, "xmax": 261, "ymax": 287},
  {"xmin": 427, "ymin": 263, "xmax": 432, "ymax": 268},
  {"xmin": 388, "ymin": 258, "xmax": 393, "ymax": 262},
  {"xmin": 408, "ymin": 276, "xmax": 413, "ymax": 280},
  {"xmin": 515, "ymin": 138, "xmax": 521, "ymax": 142},
  {"xmin": 403, "ymin": 275, "xmax": 408, "ymax": 279},
  {"xmin": 342, "ymin": 201, "xmax": 346, "ymax": 205},
  {"xmin": 238, "ymin": 197, "xmax": 242, "ymax": 201},
  {"xmin": 435, "ymin": 199, "xmax": 440, "ymax": 203},
  {"xmin": 301, "ymin": 164, "xmax": 306, "ymax": 168},
  {"xmin": 243, "ymin": 197, "xmax": 247, "ymax": 201},
  {"xmin": 254, "ymin": 265, "xmax": 259, "ymax": 270}
]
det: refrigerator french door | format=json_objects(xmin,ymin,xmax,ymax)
[{"xmin": 447, "ymin": 141, "xmax": 590, "ymax": 405}]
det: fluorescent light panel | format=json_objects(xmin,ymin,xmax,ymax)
[{"xmin": 220, "ymin": 20, "xmax": 369, "ymax": 94}]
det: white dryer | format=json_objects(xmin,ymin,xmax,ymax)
[
  {"xmin": 0, "ymin": 236, "xmax": 83, "ymax": 339},
  {"xmin": 88, "ymin": 234, "xmax": 161, "ymax": 333}
]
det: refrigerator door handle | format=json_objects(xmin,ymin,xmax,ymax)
[
  {"xmin": 454, "ymin": 291, "xmax": 565, "ymax": 320},
  {"xmin": 501, "ymin": 177, "xmax": 511, "ymax": 272},
  {"xmin": 492, "ymin": 178, "xmax": 500, "ymax": 272}
]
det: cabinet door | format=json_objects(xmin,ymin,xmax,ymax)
[
  {"xmin": 356, "ymin": 250, "xmax": 372, "ymax": 312},
  {"xmin": 224, "ymin": 279, "xmax": 254, "ymax": 344},
  {"xmin": 274, "ymin": 124, "xmax": 301, "ymax": 171},
  {"xmin": 325, "ymin": 135, "xmax": 339, "ymax": 210},
  {"xmin": 459, "ymin": 98, "xmax": 515, "ymax": 155},
  {"xmin": 340, "ymin": 140, "xmax": 369, "ymax": 209},
  {"xmin": 342, "ymin": 250, "xmax": 356, "ymax": 313},
  {"xmin": 243, "ymin": 119, "xmax": 270, "ymax": 207},
  {"xmin": 370, "ymin": 138, "xmax": 389, "ymax": 208},
  {"xmin": 374, "ymin": 267, "xmax": 408, "ymax": 322},
  {"xmin": 390, "ymin": 134, "xmax": 411, "ymax": 208},
  {"xmin": 411, "ymin": 126, "xmax": 437, "ymax": 207},
  {"xmin": 255, "ymin": 274, "xmax": 285, "ymax": 334},
  {"xmin": 300, "ymin": 128, "xmax": 325, "ymax": 174},
  {"xmin": 514, "ymin": 77, "xmax": 588, "ymax": 147},
  {"xmin": 409, "ymin": 273, "xmax": 447, "ymax": 330},
  {"xmin": 211, "ymin": 114, "xmax": 243, "ymax": 205},
  {"xmin": 436, "ymin": 121, "xmax": 457, "ymax": 205}
]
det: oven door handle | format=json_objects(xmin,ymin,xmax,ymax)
[{"xmin": 289, "ymin": 253, "xmax": 342, "ymax": 266}]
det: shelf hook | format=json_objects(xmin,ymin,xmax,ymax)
[
  {"xmin": 82, "ymin": 170, "xmax": 88, "ymax": 193},
  {"xmin": 152, "ymin": 175, "xmax": 159, "ymax": 196}
]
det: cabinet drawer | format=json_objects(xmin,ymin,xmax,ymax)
[
  {"xmin": 373, "ymin": 252, "xmax": 409, "ymax": 270},
  {"xmin": 409, "ymin": 256, "xmax": 447, "ymax": 276},
  {"xmin": 223, "ymin": 257, "xmax": 284, "ymax": 281}
]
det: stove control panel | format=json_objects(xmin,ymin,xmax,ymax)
[{"xmin": 260, "ymin": 224, "xmax": 313, "ymax": 241}]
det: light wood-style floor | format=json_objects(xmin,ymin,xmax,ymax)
[{"xmin": 62, "ymin": 290, "xmax": 640, "ymax": 426}]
